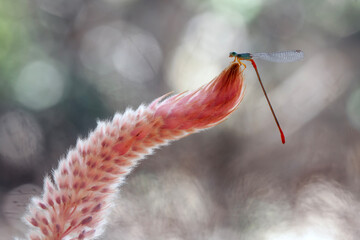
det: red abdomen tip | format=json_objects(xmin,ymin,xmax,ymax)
[{"xmin": 280, "ymin": 129, "xmax": 286, "ymax": 144}]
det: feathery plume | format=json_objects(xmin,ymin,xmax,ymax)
[{"xmin": 24, "ymin": 62, "xmax": 244, "ymax": 240}]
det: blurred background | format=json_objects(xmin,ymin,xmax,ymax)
[{"xmin": 1, "ymin": 0, "xmax": 360, "ymax": 239}]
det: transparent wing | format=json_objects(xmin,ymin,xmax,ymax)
[{"xmin": 252, "ymin": 50, "xmax": 304, "ymax": 63}]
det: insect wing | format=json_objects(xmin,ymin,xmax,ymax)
[{"xmin": 252, "ymin": 50, "xmax": 304, "ymax": 63}]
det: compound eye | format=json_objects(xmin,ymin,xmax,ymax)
[{"xmin": 229, "ymin": 52, "xmax": 236, "ymax": 57}]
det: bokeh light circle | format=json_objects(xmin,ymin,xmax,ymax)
[
  {"xmin": 1, "ymin": 184, "xmax": 42, "ymax": 231},
  {"xmin": 14, "ymin": 61, "xmax": 65, "ymax": 111},
  {"xmin": 0, "ymin": 110, "xmax": 43, "ymax": 165},
  {"xmin": 167, "ymin": 12, "xmax": 248, "ymax": 92},
  {"xmin": 80, "ymin": 22, "xmax": 162, "ymax": 83}
]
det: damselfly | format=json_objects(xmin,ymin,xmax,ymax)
[{"xmin": 229, "ymin": 50, "xmax": 304, "ymax": 144}]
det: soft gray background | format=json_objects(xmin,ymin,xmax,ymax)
[{"xmin": 1, "ymin": 0, "xmax": 360, "ymax": 239}]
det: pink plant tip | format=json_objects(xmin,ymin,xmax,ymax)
[{"xmin": 23, "ymin": 62, "xmax": 244, "ymax": 240}]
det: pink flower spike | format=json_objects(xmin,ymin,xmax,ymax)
[{"xmin": 24, "ymin": 62, "xmax": 244, "ymax": 239}]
